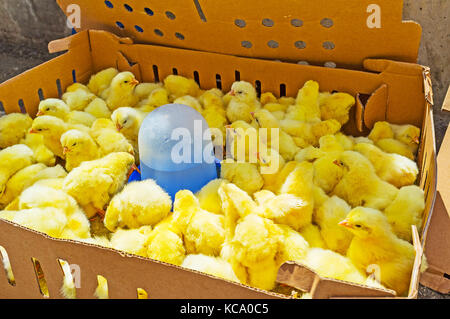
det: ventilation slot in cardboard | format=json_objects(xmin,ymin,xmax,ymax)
[
  {"xmin": 37, "ymin": 89, "xmax": 44, "ymax": 101},
  {"xmin": 104, "ymin": 0, "xmax": 113, "ymax": 9},
  {"xmin": 124, "ymin": 4, "xmax": 133, "ymax": 12},
  {"xmin": 144, "ymin": 8, "xmax": 154, "ymax": 16},
  {"xmin": 58, "ymin": 259, "xmax": 76, "ymax": 299},
  {"xmin": 193, "ymin": 0, "xmax": 207, "ymax": 22},
  {"xmin": 295, "ymin": 41, "xmax": 306, "ymax": 50},
  {"xmin": 95, "ymin": 275, "xmax": 109, "ymax": 299},
  {"xmin": 0, "ymin": 246, "xmax": 15, "ymax": 286},
  {"xmin": 137, "ymin": 288, "xmax": 148, "ymax": 299},
  {"xmin": 320, "ymin": 18, "xmax": 334, "ymax": 28},
  {"xmin": 267, "ymin": 40, "xmax": 279, "ymax": 49},
  {"xmin": 56, "ymin": 79, "xmax": 63, "ymax": 97},
  {"xmin": 235, "ymin": 70, "xmax": 241, "ymax": 81},
  {"xmin": 291, "ymin": 19, "xmax": 303, "ymax": 27},
  {"xmin": 241, "ymin": 41, "xmax": 252, "ymax": 49},
  {"xmin": 323, "ymin": 41, "xmax": 335, "ymax": 50},
  {"xmin": 18, "ymin": 99, "xmax": 26, "ymax": 114},
  {"xmin": 154, "ymin": 29, "xmax": 164, "ymax": 37},
  {"xmin": 172, "ymin": 68, "xmax": 178, "ymax": 75},
  {"xmin": 255, "ymin": 80, "xmax": 262, "ymax": 97},
  {"xmin": 116, "ymin": 21, "xmax": 125, "ymax": 29},
  {"xmin": 262, "ymin": 18, "xmax": 274, "ymax": 27},
  {"xmin": 72, "ymin": 69, "xmax": 77, "ymax": 83},
  {"xmin": 235, "ymin": 19, "xmax": 246, "ymax": 28},
  {"xmin": 31, "ymin": 257, "xmax": 49, "ymax": 298},
  {"xmin": 165, "ymin": 11, "xmax": 176, "ymax": 20},
  {"xmin": 0, "ymin": 101, "xmax": 4, "ymax": 113},
  {"xmin": 175, "ymin": 32, "xmax": 185, "ymax": 40},
  {"xmin": 216, "ymin": 74, "xmax": 222, "ymax": 90},
  {"xmin": 193, "ymin": 71, "xmax": 200, "ymax": 86},
  {"xmin": 280, "ymin": 84, "xmax": 287, "ymax": 97},
  {"xmin": 152, "ymin": 65, "xmax": 160, "ymax": 82},
  {"xmin": 135, "ymin": 25, "xmax": 144, "ymax": 33},
  {"xmin": 324, "ymin": 62, "xmax": 337, "ymax": 68}
]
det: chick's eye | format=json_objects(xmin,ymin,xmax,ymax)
[
  {"xmin": 46, "ymin": 108, "xmax": 50, "ymax": 111},
  {"xmin": 72, "ymin": 143, "xmax": 77, "ymax": 146},
  {"xmin": 124, "ymin": 81, "xmax": 129, "ymax": 84},
  {"xmin": 355, "ymin": 224, "xmax": 362, "ymax": 228}
]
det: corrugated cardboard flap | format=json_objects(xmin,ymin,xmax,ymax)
[{"xmin": 57, "ymin": 0, "xmax": 421, "ymax": 68}]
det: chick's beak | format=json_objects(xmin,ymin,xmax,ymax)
[
  {"xmin": 63, "ymin": 147, "xmax": 69, "ymax": 155},
  {"xmin": 413, "ymin": 136, "xmax": 420, "ymax": 144},
  {"xmin": 338, "ymin": 219, "xmax": 352, "ymax": 229},
  {"xmin": 116, "ymin": 123, "xmax": 123, "ymax": 131},
  {"xmin": 333, "ymin": 160, "xmax": 342, "ymax": 167},
  {"xmin": 131, "ymin": 79, "xmax": 139, "ymax": 86},
  {"xmin": 250, "ymin": 112, "xmax": 255, "ymax": 119},
  {"xmin": 29, "ymin": 128, "xmax": 37, "ymax": 134},
  {"xmin": 36, "ymin": 111, "xmax": 44, "ymax": 116},
  {"xmin": 229, "ymin": 90, "xmax": 236, "ymax": 97}
]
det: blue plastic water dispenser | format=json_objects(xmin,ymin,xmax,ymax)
[{"xmin": 138, "ymin": 104, "xmax": 218, "ymax": 200}]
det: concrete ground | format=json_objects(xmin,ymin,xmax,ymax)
[{"xmin": 0, "ymin": 0, "xmax": 448, "ymax": 299}]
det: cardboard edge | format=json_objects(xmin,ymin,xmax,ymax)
[{"xmin": 442, "ymin": 86, "xmax": 450, "ymax": 112}]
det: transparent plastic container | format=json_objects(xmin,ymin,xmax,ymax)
[{"xmin": 139, "ymin": 104, "xmax": 218, "ymax": 199}]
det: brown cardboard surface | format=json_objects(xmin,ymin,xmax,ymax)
[
  {"xmin": 56, "ymin": 0, "xmax": 421, "ymax": 68},
  {"xmin": 0, "ymin": 0, "xmax": 442, "ymax": 299}
]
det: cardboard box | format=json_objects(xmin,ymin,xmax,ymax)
[{"xmin": 0, "ymin": 0, "xmax": 443, "ymax": 298}]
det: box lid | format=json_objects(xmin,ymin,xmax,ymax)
[{"xmin": 57, "ymin": 0, "xmax": 421, "ymax": 68}]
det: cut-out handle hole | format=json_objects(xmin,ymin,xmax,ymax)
[
  {"xmin": 0, "ymin": 246, "xmax": 15, "ymax": 286},
  {"xmin": 31, "ymin": 257, "xmax": 49, "ymax": 298}
]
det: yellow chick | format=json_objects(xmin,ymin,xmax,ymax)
[
  {"xmin": 257, "ymin": 148, "xmax": 286, "ymax": 193},
  {"xmin": 63, "ymin": 152, "xmax": 136, "ymax": 218},
  {"xmin": 199, "ymin": 89, "xmax": 226, "ymax": 114},
  {"xmin": 103, "ymin": 72, "xmax": 140, "ymax": 110},
  {"xmin": 163, "ymin": 74, "xmax": 201, "ymax": 100},
  {"xmin": 298, "ymin": 223, "xmax": 327, "ymax": 249},
  {"xmin": 174, "ymin": 95, "xmax": 203, "ymax": 113},
  {"xmin": 354, "ymin": 143, "xmax": 418, "ymax": 188},
  {"xmin": 84, "ymin": 98, "xmax": 112, "ymax": 119},
  {"xmin": 18, "ymin": 184, "xmax": 90, "ymax": 240},
  {"xmin": 226, "ymin": 81, "xmax": 261, "ymax": 123},
  {"xmin": 134, "ymin": 82, "xmax": 163, "ymax": 101},
  {"xmin": 0, "ymin": 144, "xmax": 35, "ymax": 196},
  {"xmin": 37, "ymin": 98, "xmax": 95, "ymax": 127},
  {"xmin": 90, "ymin": 119, "xmax": 135, "ymax": 159},
  {"xmin": 302, "ymin": 248, "xmax": 369, "ymax": 286},
  {"xmin": 278, "ymin": 96, "xmax": 295, "ymax": 107},
  {"xmin": 0, "ymin": 113, "xmax": 33, "ymax": 149},
  {"xmin": 375, "ymin": 138, "xmax": 415, "ymax": 160},
  {"xmin": 173, "ymin": 190, "xmax": 226, "ymax": 256},
  {"xmin": 137, "ymin": 87, "xmax": 170, "ymax": 112},
  {"xmin": 286, "ymin": 80, "xmax": 321, "ymax": 122},
  {"xmin": 314, "ymin": 195, "xmax": 353, "ymax": 255},
  {"xmin": 62, "ymin": 88, "xmax": 97, "ymax": 111},
  {"xmin": 319, "ymin": 92, "xmax": 356, "ymax": 125},
  {"xmin": 277, "ymin": 224, "xmax": 310, "ymax": 263},
  {"xmin": 252, "ymin": 109, "xmax": 300, "ymax": 161},
  {"xmin": 181, "ymin": 254, "xmax": 241, "ymax": 283},
  {"xmin": 60, "ymin": 129, "xmax": 100, "ymax": 171},
  {"xmin": 202, "ymin": 108, "xmax": 228, "ymax": 146},
  {"xmin": 340, "ymin": 207, "xmax": 417, "ymax": 296},
  {"xmin": 368, "ymin": 121, "xmax": 395, "ymax": 142},
  {"xmin": 147, "ymin": 214, "xmax": 186, "ymax": 266},
  {"xmin": 390, "ymin": 123, "xmax": 421, "ymax": 154},
  {"xmin": 88, "ymin": 67, "xmax": 119, "ymax": 96},
  {"xmin": 20, "ymin": 133, "xmax": 56, "ymax": 166},
  {"xmin": 279, "ymin": 161, "xmax": 315, "ymax": 201},
  {"xmin": 111, "ymin": 107, "xmax": 146, "ymax": 155},
  {"xmin": 196, "ymin": 179, "xmax": 227, "ymax": 215},
  {"xmin": 333, "ymin": 151, "xmax": 398, "ymax": 210},
  {"xmin": 109, "ymin": 226, "xmax": 153, "ymax": 257},
  {"xmin": 223, "ymin": 213, "xmax": 283, "ymax": 290},
  {"xmin": 66, "ymin": 83, "xmax": 91, "ymax": 93},
  {"xmin": 104, "ymin": 179, "xmax": 172, "ymax": 231},
  {"xmin": 384, "ymin": 185, "xmax": 425, "ymax": 242},
  {"xmin": 228, "ymin": 120, "xmax": 259, "ymax": 162},
  {"xmin": 260, "ymin": 92, "xmax": 278, "ymax": 105},
  {"xmin": 220, "ymin": 161, "xmax": 264, "ymax": 195}
]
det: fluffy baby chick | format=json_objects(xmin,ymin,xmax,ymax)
[
  {"xmin": 181, "ymin": 254, "xmax": 240, "ymax": 283},
  {"xmin": 257, "ymin": 148, "xmax": 286, "ymax": 193},
  {"xmin": 37, "ymin": 98, "xmax": 96, "ymax": 127},
  {"xmin": 202, "ymin": 108, "xmax": 228, "ymax": 147},
  {"xmin": 60, "ymin": 130, "xmax": 100, "ymax": 171},
  {"xmin": 314, "ymin": 195, "xmax": 353, "ymax": 255},
  {"xmin": 196, "ymin": 179, "xmax": 227, "ymax": 215},
  {"xmin": 228, "ymin": 120, "xmax": 260, "ymax": 162},
  {"xmin": 252, "ymin": 109, "xmax": 300, "ymax": 161},
  {"xmin": 90, "ymin": 119, "xmax": 135, "ymax": 159},
  {"xmin": 226, "ymin": 81, "xmax": 261, "ymax": 123},
  {"xmin": 104, "ymin": 179, "xmax": 172, "ymax": 231},
  {"xmin": 302, "ymin": 248, "xmax": 369, "ymax": 286},
  {"xmin": 0, "ymin": 113, "xmax": 32, "ymax": 149},
  {"xmin": 146, "ymin": 215, "xmax": 186, "ymax": 266},
  {"xmin": 174, "ymin": 95, "xmax": 203, "ymax": 113},
  {"xmin": 88, "ymin": 67, "xmax": 119, "ymax": 96},
  {"xmin": 173, "ymin": 190, "xmax": 226, "ymax": 256},
  {"xmin": 286, "ymin": 80, "xmax": 321, "ymax": 122},
  {"xmin": 63, "ymin": 152, "xmax": 136, "ymax": 219},
  {"xmin": 103, "ymin": 72, "xmax": 139, "ymax": 110},
  {"xmin": 62, "ymin": 88, "xmax": 96, "ymax": 111},
  {"xmin": 384, "ymin": 185, "xmax": 425, "ymax": 242},
  {"xmin": 280, "ymin": 161, "xmax": 315, "ymax": 201},
  {"xmin": 137, "ymin": 87, "xmax": 170, "ymax": 112},
  {"xmin": 333, "ymin": 151, "xmax": 398, "ymax": 210},
  {"xmin": 354, "ymin": 143, "xmax": 418, "ymax": 188},
  {"xmin": 163, "ymin": 74, "xmax": 201, "ymax": 100},
  {"xmin": 298, "ymin": 224, "xmax": 327, "ymax": 249},
  {"xmin": 390, "ymin": 123, "xmax": 421, "ymax": 154},
  {"xmin": 277, "ymin": 224, "xmax": 310, "ymax": 263},
  {"xmin": 0, "ymin": 144, "xmax": 35, "ymax": 197},
  {"xmin": 111, "ymin": 107, "xmax": 146, "ymax": 154},
  {"xmin": 66, "ymin": 83, "xmax": 90, "ymax": 93},
  {"xmin": 224, "ymin": 213, "xmax": 283, "ymax": 290},
  {"xmin": 20, "ymin": 133, "xmax": 56, "ymax": 166},
  {"xmin": 368, "ymin": 121, "xmax": 394, "ymax": 142},
  {"xmin": 18, "ymin": 184, "xmax": 90, "ymax": 240},
  {"xmin": 84, "ymin": 98, "xmax": 112, "ymax": 119},
  {"xmin": 319, "ymin": 92, "xmax": 356, "ymax": 125},
  {"xmin": 110, "ymin": 226, "xmax": 153, "ymax": 257},
  {"xmin": 199, "ymin": 89, "xmax": 226, "ymax": 114},
  {"xmin": 260, "ymin": 92, "xmax": 278, "ymax": 105},
  {"xmin": 220, "ymin": 161, "xmax": 264, "ymax": 195},
  {"xmin": 134, "ymin": 82, "xmax": 163, "ymax": 101},
  {"xmin": 340, "ymin": 207, "xmax": 417, "ymax": 296},
  {"xmin": 375, "ymin": 138, "xmax": 415, "ymax": 160}
]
